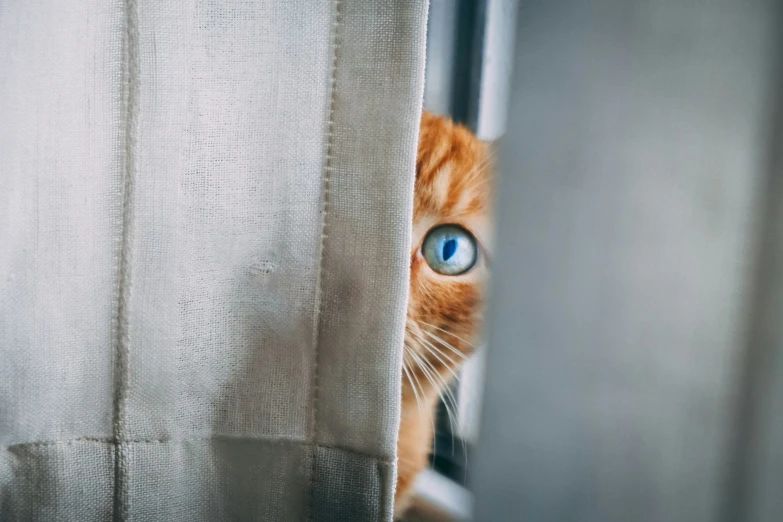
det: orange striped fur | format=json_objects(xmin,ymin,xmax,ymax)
[{"xmin": 395, "ymin": 112, "xmax": 494, "ymax": 515}]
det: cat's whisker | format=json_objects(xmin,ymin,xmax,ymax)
[
  {"xmin": 419, "ymin": 330, "xmax": 468, "ymax": 362},
  {"xmin": 406, "ymin": 354, "xmax": 438, "ymax": 456},
  {"xmin": 419, "ymin": 354, "xmax": 469, "ymax": 470},
  {"xmin": 427, "ymin": 339, "xmax": 465, "ymax": 365},
  {"xmin": 466, "ymin": 149, "xmax": 496, "ymax": 183},
  {"xmin": 423, "ymin": 348, "xmax": 460, "ymax": 383},
  {"xmin": 471, "ymin": 176, "xmax": 493, "ymax": 189},
  {"xmin": 414, "ymin": 348, "xmax": 458, "ymax": 402},
  {"xmin": 403, "ymin": 346, "xmax": 428, "ymax": 416},
  {"xmin": 405, "ymin": 346, "xmax": 439, "ymax": 448},
  {"xmin": 425, "ymin": 335, "xmax": 469, "ymax": 365},
  {"xmin": 409, "ymin": 331, "xmax": 462, "ymax": 372},
  {"xmin": 426, "ymin": 363, "xmax": 463, "ymax": 459},
  {"xmin": 414, "ymin": 350, "xmax": 459, "ymax": 409},
  {"xmin": 470, "ymin": 153, "xmax": 496, "ymax": 182},
  {"xmin": 410, "ymin": 338, "xmax": 467, "ymax": 462},
  {"xmin": 420, "ymin": 321, "xmax": 476, "ymax": 350},
  {"xmin": 465, "ymin": 146, "xmax": 494, "ymax": 174},
  {"xmin": 401, "ymin": 359, "xmax": 423, "ymax": 415},
  {"xmin": 420, "ymin": 331, "xmax": 472, "ymax": 371},
  {"xmin": 407, "ymin": 349, "xmax": 442, "ymax": 397},
  {"xmin": 429, "ymin": 373, "xmax": 461, "ymax": 457},
  {"xmin": 403, "ymin": 346, "xmax": 425, "ymax": 404},
  {"xmin": 407, "ymin": 348, "xmax": 460, "ymax": 454}
]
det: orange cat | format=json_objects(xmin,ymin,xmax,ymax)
[{"xmin": 395, "ymin": 112, "xmax": 493, "ymax": 515}]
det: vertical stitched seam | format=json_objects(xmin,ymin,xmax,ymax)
[
  {"xmin": 309, "ymin": 0, "xmax": 343, "ymax": 518},
  {"xmin": 113, "ymin": 0, "xmax": 140, "ymax": 519}
]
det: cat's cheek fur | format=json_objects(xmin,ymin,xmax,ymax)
[{"xmin": 394, "ymin": 111, "xmax": 493, "ymax": 518}]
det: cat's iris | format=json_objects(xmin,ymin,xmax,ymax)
[{"xmin": 421, "ymin": 224, "xmax": 477, "ymax": 276}]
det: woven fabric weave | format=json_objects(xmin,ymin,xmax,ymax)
[{"xmin": 0, "ymin": 0, "xmax": 428, "ymax": 519}]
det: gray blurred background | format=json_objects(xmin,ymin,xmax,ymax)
[{"xmin": 472, "ymin": 1, "xmax": 783, "ymax": 521}]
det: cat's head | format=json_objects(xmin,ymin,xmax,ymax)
[{"xmin": 404, "ymin": 112, "xmax": 493, "ymax": 391}]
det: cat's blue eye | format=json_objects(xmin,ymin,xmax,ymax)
[{"xmin": 421, "ymin": 224, "xmax": 477, "ymax": 276}]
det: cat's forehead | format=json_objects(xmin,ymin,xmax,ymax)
[
  {"xmin": 415, "ymin": 161, "xmax": 489, "ymax": 217},
  {"xmin": 414, "ymin": 114, "xmax": 492, "ymax": 222},
  {"xmin": 413, "ymin": 113, "xmax": 493, "ymax": 254}
]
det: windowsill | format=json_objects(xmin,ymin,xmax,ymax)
[{"xmin": 401, "ymin": 469, "xmax": 473, "ymax": 522}]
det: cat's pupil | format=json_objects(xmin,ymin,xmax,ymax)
[{"xmin": 442, "ymin": 239, "xmax": 457, "ymax": 261}]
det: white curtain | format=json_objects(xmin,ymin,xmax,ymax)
[{"xmin": 0, "ymin": 0, "xmax": 428, "ymax": 519}]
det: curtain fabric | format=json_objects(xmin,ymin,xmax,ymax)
[{"xmin": 0, "ymin": 0, "xmax": 428, "ymax": 519}]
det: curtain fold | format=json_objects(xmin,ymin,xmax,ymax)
[{"xmin": 0, "ymin": 0, "xmax": 428, "ymax": 519}]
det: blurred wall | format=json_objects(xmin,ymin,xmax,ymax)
[{"xmin": 472, "ymin": 0, "xmax": 783, "ymax": 521}]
